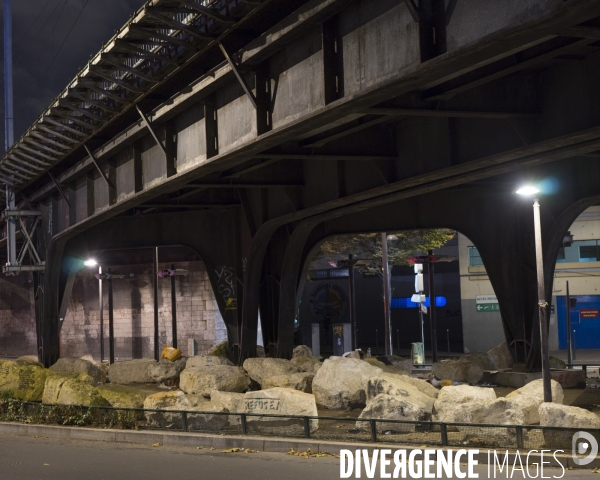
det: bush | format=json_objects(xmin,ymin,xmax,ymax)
[{"xmin": 0, "ymin": 393, "xmax": 140, "ymax": 430}]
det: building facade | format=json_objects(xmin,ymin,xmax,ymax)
[{"xmin": 459, "ymin": 206, "xmax": 600, "ymax": 353}]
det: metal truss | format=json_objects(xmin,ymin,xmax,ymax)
[
  {"xmin": 1, "ymin": 209, "xmax": 45, "ymax": 273},
  {"xmin": 0, "ymin": 0, "xmax": 267, "ymax": 194}
]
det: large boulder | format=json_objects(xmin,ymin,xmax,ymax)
[
  {"xmin": 50, "ymin": 358, "xmax": 106, "ymax": 385},
  {"xmin": 186, "ymin": 402, "xmax": 230, "ymax": 432},
  {"xmin": 312, "ymin": 356, "xmax": 383, "ymax": 410},
  {"xmin": 366, "ymin": 374, "xmax": 434, "ymax": 415},
  {"xmin": 186, "ymin": 355, "xmax": 233, "ymax": 368},
  {"xmin": 290, "ymin": 356, "xmax": 321, "ymax": 373},
  {"xmin": 0, "ymin": 361, "xmax": 53, "ymax": 401},
  {"xmin": 506, "ymin": 379, "xmax": 564, "ymax": 405},
  {"xmin": 262, "ymin": 372, "xmax": 314, "ymax": 393},
  {"xmin": 539, "ymin": 403, "xmax": 600, "ymax": 448},
  {"xmin": 108, "ymin": 359, "xmax": 156, "ymax": 384},
  {"xmin": 143, "ymin": 391, "xmax": 227, "ymax": 431},
  {"xmin": 148, "ymin": 358, "xmax": 187, "ymax": 384},
  {"xmin": 42, "ymin": 375, "xmax": 70, "ymax": 404},
  {"xmin": 42, "ymin": 373, "xmax": 95, "ymax": 404},
  {"xmin": 210, "ymin": 390, "xmax": 245, "ymax": 425},
  {"xmin": 376, "ymin": 355, "xmax": 413, "ymax": 374},
  {"xmin": 487, "ymin": 343, "xmax": 514, "ymax": 370},
  {"xmin": 292, "ymin": 345, "xmax": 312, "ymax": 358},
  {"xmin": 54, "ymin": 378, "xmax": 111, "ymax": 407},
  {"xmin": 363, "ymin": 357, "xmax": 409, "ymax": 375},
  {"xmin": 256, "ymin": 346, "xmax": 266, "ymax": 358},
  {"xmin": 356, "ymin": 394, "xmax": 423, "ymax": 433},
  {"xmin": 144, "ymin": 391, "xmax": 193, "ymax": 429},
  {"xmin": 433, "ymin": 385, "xmax": 497, "ymax": 423},
  {"xmin": 15, "ymin": 356, "xmax": 43, "ymax": 368},
  {"xmin": 244, "ymin": 387, "xmax": 318, "ymax": 434},
  {"xmin": 503, "ymin": 379, "xmax": 563, "ymax": 424},
  {"xmin": 242, "ymin": 358, "xmax": 301, "ymax": 386},
  {"xmin": 398, "ymin": 376, "xmax": 439, "ymax": 399},
  {"xmin": 432, "ymin": 353, "xmax": 495, "ymax": 384},
  {"xmin": 208, "ymin": 340, "xmax": 229, "ymax": 358},
  {"xmin": 96, "ymin": 385, "xmax": 149, "ymax": 409},
  {"xmin": 179, "ymin": 366, "xmax": 250, "ymax": 397},
  {"xmin": 549, "ymin": 356, "xmax": 567, "ymax": 370},
  {"xmin": 453, "ymin": 397, "xmax": 527, "ymax": 426}
]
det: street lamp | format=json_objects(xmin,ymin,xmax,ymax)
[
  {"xmin": 517, "ymin": 184, "xmax": 552, "ymax": 402},
  {"xmin": 86, "ymin": 258, "xmax": 106, "ymax": 363}
]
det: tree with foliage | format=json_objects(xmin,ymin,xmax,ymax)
[{"xmin": 311, "ymin": 229, "xmax": 456, "ymax": 274}]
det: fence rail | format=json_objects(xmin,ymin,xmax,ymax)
[{"xmin": 0, "ymin": 399, "xmax": 595, "ymax": 452}]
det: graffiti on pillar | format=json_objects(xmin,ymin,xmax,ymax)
[
  {"xmin": 309, "ymin": 283, "xmax": 347, "ymax": 324},
  {"xmin": 215, "ymin": 266, "xmax": 237, "ymax": 310}
]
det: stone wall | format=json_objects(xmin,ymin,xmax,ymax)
[
  {"xmin": 60, "ymin": 260, "xmax": 227, "ymax": 361},
  {"xmin": 0, "ymin": 272, "xmax": 37, "ymax": 357}
]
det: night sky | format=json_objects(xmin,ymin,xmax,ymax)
[{"xmin": 1, "ymin": 0, "xmax": 147, "ymax": 152}]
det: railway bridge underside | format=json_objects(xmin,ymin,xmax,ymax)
[{"xmin": 5, "ymin": 0, "xmax": 600, "ymax": 369}]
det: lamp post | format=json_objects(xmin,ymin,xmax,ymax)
[
  {"xmin": 84, "ymin": 259, "xmax": 104, "ymax": 362},
  {"xmin": 516, "ymin": 185, "xmax": 552, "ymax": 402},
  {"xmin": 382, "ymin": 233, "xmax": 396, "ymax": 355}
]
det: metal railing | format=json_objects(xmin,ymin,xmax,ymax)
[{"xmin": 0, "ymin": 401, "xmax": 595, "ymax": 452}]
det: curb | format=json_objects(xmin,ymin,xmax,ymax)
[{"xmin": 0, "ymin": 422, "xmax": 595, "ymax": 469}]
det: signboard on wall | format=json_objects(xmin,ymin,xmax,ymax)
[
  {"xmin": 581, "ymin": 308, "xmax": 599, "ymax": 319},
  {"xmin": 475, "ymin": 295, "xmax": 499, "ymax": 312}
]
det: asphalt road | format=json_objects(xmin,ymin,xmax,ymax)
[{"xmin": 0, "ymin": 432, "xmax": 598, "ymax": 480}]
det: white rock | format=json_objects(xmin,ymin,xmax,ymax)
[
  {"xmin": 356, "ymin": 394, "xmax": 423, "ymax": 433},
  {"xmin": 292, "ymin": 345, "xmax": 312, "ymax": 358},
  {"xmin": 290, "ymin": 356, "xmax": 321, "ymax": 373},
  {"xmin": 397, "ymin": 376, "xmax": 439, "ymax": 399},
  {"xmin": 244, "ymin": 387, "xmax": 318, "ymax": 434},
  {"xmin": 144, "ymin": 391, "xmax": 192, "ymax": 429},
  {"xmin": 506, "ymin": 379, "xmax": 564, "ymax": 406},
  {"xmin": 148, "ymin": 358, "xmax": 187, "ymax": 383},
  {"xmin": 487, "ymin": 343, "xmax": 514, "ymax": 369},
  {"xmin": 312, "ymin": 356, "xmax": 383, "ymax": 410},
  {"xmin": 262, "ymin": 372, "xmax": 314, "ymax": 393},
  {"xmin": 179, "ymin": 366, "xmax": 250, "ymax": 397},
  {"xmin": 539, "ymin": 403, "xmax": 600, "ymax": 448},
  {"xmin": 53, "ymin": 378, "xmax": 110, "ymax": 407},
  {"xmin": 50, "ymin": 358, "xmax": 106, "ymax": 384},
  {"xmin": 242, "ymin": 358, "xmax": 301, "ymax": 385},
  {"xmin": 432, "ymin": 353, "xmax": 494, "ymax": 384},
  {"xmin": 375, "ymin": 355, "xmax": 413, "ymax": 374},
  {"xmin": 186, "ymin": 356, "xmax": 233, "ymax": 368},
  {"xmin": 367, "ymin": 374, "xmax": 434, "ymax": 415},
  {"xmin": 210, "ymin": 390, "xmax": 245, "ymax": 426},
  {"xmin": 108, "ymin": 359, "xmax": 156, "ymax": 384},
  {"xmin": 433, "ymin": 385, "xmax": 497, "ymax": 423}
]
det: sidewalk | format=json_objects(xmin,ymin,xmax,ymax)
[{"xmin": 550, "ymin": 350, "xmax": 600, "ymax": 363}]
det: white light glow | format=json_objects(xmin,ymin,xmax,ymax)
[
  {"xmin": 84, "ymin": 259, "xmax": 98, "ymax": 267},
  {"xmin": 516, "ymin": 185, "xmax": 540, "ymax": 196}
]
